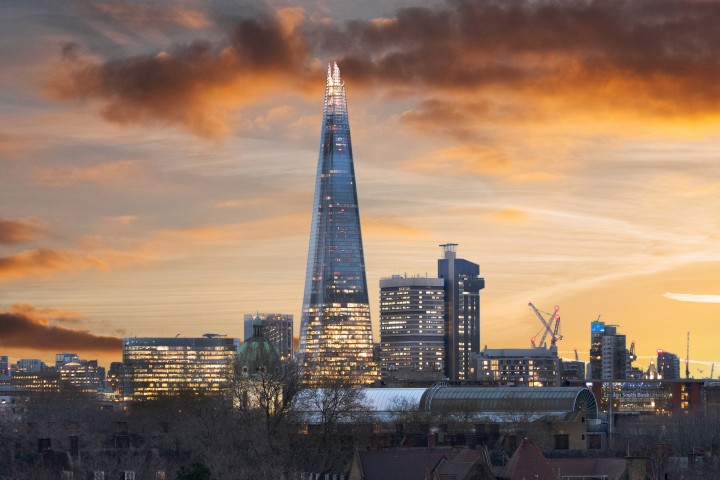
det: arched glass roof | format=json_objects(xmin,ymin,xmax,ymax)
[
  {"xmin": 359, "ymin": 388, "xmax": 427, "ymax": 412},
  {"xmin": 421, "ymin": 386, "xmax": 597, "ymax": 418}
]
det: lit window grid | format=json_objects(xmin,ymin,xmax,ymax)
[
  {"xmin": 379, "ymin": 284, "xmax": 445, "ymax": 377},
  {"xmin": 478, "ymin": 357, "xmax": 559, "ymax": 387},
  {"xmin": 122, "ymin": 339, "xmax": 236, "ymax": 401},
  {"xmin": 299, "ymin": 66, "xmax": 376, "ymax": 384}
]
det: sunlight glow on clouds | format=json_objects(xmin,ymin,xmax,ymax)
[{"xmin": 663, "ymin": 293, "xmax": 720, "ymax": 304}]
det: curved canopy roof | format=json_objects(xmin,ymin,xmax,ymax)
[
  {"xmin": 360, "ymin": 388, "xmax": 428, "ymax": 412},
  {"xmin": 421, "ymin": 386, "xmax": 597, "ymax": 419}
]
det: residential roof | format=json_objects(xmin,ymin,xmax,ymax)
[
  {"xmin": 546, "ymin": 457, "xmax": 626, "ymax": 478},
  {"xmin": 356, "ymin": 450, "xmax": 448, "ymax": 480},
  {"xmin": 501, "ymin": 438, "xmax": 556, "ymax": 480}
]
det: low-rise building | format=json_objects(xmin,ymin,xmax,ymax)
[{"xmin": 474, "ymin": 347, "xmax": 560, "ymax": 386}]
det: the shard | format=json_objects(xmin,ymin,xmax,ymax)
[{"xmin": 299, "ymin": 63, "xmax": 376, "ymax": 384}]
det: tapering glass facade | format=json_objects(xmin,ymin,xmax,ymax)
[{"xmin": 299, "ymin": 63, "xmax": 376, "ymax": 384}]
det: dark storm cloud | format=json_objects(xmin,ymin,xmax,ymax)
[
  {"xmin": 0, "ymin": 304, "xmax": 121, "ymax": 352},
  {"xmin": 47, "ymin": 8, "xmax": 319, "ymax": 137},
  {"xmin": 324, "ymin": 0, "xmax": 720, "ymax": 90},
  {"xmin": 47, "ymin": 0, "xmax": 720, "ymax": 136}
]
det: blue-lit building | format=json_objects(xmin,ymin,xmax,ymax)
[
  {"xmin": 438, "ymin": 244, "xmax": 485, "ymax": 380},
  {"xmin": 589, "ymin": 320, "xmax": 628, "ymax": 380},
  {"xmin": 299, "ymin": 63, "xmax": 375, "ymax": 384}
]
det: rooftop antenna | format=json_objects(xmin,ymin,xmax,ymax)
[{"xmin": 685, "ymin": 331, "xmax": 690, "ymax": 379}]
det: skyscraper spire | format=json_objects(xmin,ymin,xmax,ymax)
[{"xmin": 299, "ymin": 63, "xmax": 376, "ymax": 384}]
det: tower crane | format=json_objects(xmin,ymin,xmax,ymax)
[{"xmin": 528, "ymin": 303, "xmax": 562, "ymax": 348}]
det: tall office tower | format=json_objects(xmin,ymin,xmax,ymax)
[
  {"xmin": 589, "ymin": 320, "xmax": 628, "ymax": 380},
  {"xmin": 243, "ymin": 313, "xmax": 294, "ymax": 361},
  {"xmin": 122, "ymin": 336, "xmax": 237, "ymax": 401},
  {"xmin": 299, "ymin": 63, "xmax": 376, "ymax": 384},
  {"xmin": 0, "ymin": 356, "xmax": 8, "ymax": 376},
  {"xmin": 438, "ymin": 244, "xmax": 485, "ymax": 380},
  {"xmin": 657, "ymin": 349, "xmax": 681, "ymax": 379},
  {"xmin": 379, "ymin": 275, "xmax": 446, "ymax": 381}
]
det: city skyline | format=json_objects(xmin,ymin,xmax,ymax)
[{"xmin": 1, "ymin": 0, "xmax": 720, "ymax": 371}]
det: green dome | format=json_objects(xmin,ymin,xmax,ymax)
[{"xmin": 236, "ymin": 316, "xmax": 280, "ymax": 374}]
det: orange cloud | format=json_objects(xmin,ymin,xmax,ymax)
[
  {"xmin": 45, "ymin": 8, "xmax": 321, "ymax": 137},
  {"xmin": 8, "ymin": 303, "xmax": 85, "ymax": 325},
  {"xmin": 484, "ymin": 208, "xmax": 531, "ymax": 224},
  {"xmin": 0, "ymin": 303, "xmax": 121, "ymax": 352},
  {"xmin": 0, "ymin": 132, "xmax": 28, "ymax": 156},
  {"xmin": 0, "ymin": 249, "xmax": 109, "ymax": 281},
  {"xmin": 402, "ymin": 145, "xmax": 510, "ymax": 177},
  {"xmin": 32, "ymin": 160, "xmax": 148, "ymax": 187},
  {"xmin": 363, "ymin": 216, "xmax": 430, "ymax": 239},
  {"xmin": 0, "ymin": 218, "xmax": 43, "ymax": 245}
]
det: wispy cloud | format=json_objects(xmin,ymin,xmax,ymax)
[
  {"xmin": 0, "ymin": 218, "xmax": 43, "ymax": 245},
  {"xmin": 94, "ymin": 3, "xmax": 211, "ymax": 30},
  {"xmin": 0, "ymin": 248, "xmax": 109, "ymax": 281},
  {"xmin": 32, "ymin": 160, "xmax": 149, "ymax": 187},
  {"xmin": 663, "ymin": 293, "xmax": 720, "ymax": 304}
]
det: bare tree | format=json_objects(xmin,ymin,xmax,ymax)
[{"xmin": 228, "ymin": 355, "xmax": 307, "ymax": 436}]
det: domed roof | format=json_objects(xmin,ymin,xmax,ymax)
[{"xmin": 236, "ymin": 315, "xmax": 280, "ymax": 374}]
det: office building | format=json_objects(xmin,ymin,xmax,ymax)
[
  {"xmin": 475, "ymin": 347, "xmax": 560, "ymax": 386},
  {"xmin": 561, "ymin": 359, "xmax": 586, "ymax": 383},
  {"xmin": 589, "ymin": 320, "xmax": 628, "ymax": 380},
  {"xmin": 0, "ymin": 356, "xmax": 8, "ymax": 376},
  {"xmin": 11, "ymin": 371, "xmax": 61, "ymax": 392},
  {"xmin": 438, "ymin": 244, "xmax": 485, "ymax": 380},
  {"xmin": 58, "ymin": 358, "xmax": 104, "ymax": 393},
  {"xmin": 379, "ymin": 275, "xmax": 445, "ymax": 381},
  {"xmin": 122, "ymin": 336, "xmax": 237, "ymax": 401},
  {"xmin": 657, "ymin": 350, "xmax": 681, "ymax": 380},
  {"xmin": 14, "ymin": 358, "xmax": 47, "ymax": 373},
  {"xmin": 243, "ymin": 313, "xmax": 293, "ymax": 360},
  {"xmin": 299, "ymin": 63, "xmax": 376, "ymax": 384},
  {"xmin": 55, "ymin": 352, "xmax": 79, "ymax": 368},
  {"xmin": 107, "ymin": 361, "xmax": 125, "ymax": 395}
]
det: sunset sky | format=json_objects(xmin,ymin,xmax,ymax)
[{"xmin": 2, "ymin": 0, "xmax": 719, "ymax": 372}]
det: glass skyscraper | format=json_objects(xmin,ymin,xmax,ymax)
[{"xmin": 299, "ymin": 63, "xmax": 376, "ymax": 384}]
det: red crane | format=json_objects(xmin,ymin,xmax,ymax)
[{"xmin": 528, "ymin": 302, "xmax": 563, "ymax": 348}]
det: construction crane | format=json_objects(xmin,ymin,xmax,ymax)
[
  {"xmin": 574, "ymin": 348, "xmax": 579, "ymax": 362},
  {"xmin": 528, "ymin": 303, "xmax": 562, "ymax": 348},
  {"xmin": 629, "ymin": 341, "xmax": 637, "ymax": 363}
]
